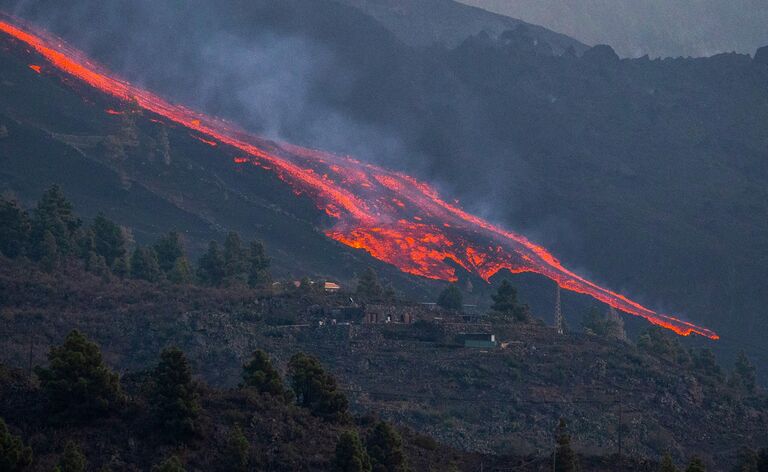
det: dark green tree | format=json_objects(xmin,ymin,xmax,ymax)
[
  {"xmin": 111, "ymin": 254, "xmax": 130, "ymax": 278},
  {"xmin": 637, "ymin": 327, "xmax": 690, "ymax": 364},
  {"xmin": 197, "ymin": 241, "xmax": 225, "ymax": 287},
  {"xmin": 168, "ymin": 256, "xmax": 193, "ymax": 284},
  {"xmin": 288, "ymin": 353, "xmax": 349, "ymax": 422},
  {"xmin": 31, "ymin": 185, "xmax": 80, "ymax": 259},
  {"xmin": 36, "ymin": 330, "xmax": 123, "ymax": 421},
  {"xmin": 152, "ymin": 455, "xmax": 186, "ymax": 472},
  {"xmin": 220, "ymin": 425, "xmax": 250, "ymax": 472},
  {"xmin": 582, "ymin": 306, "xmax": 610, "ymax": 336},
  {"xmin": 91, "ymin": 214, "xmax": 126, "ymax": 267},
  {"xmin": 149, "ymin": 347, "xmax": 200, "ymax": 440},
  {"xmin": 437, "ymin": 284, "xmax": 463, "ymax": 311},
  {"xmin": 694, "ymin": 349, "xmax": 723, "ymax": 380},
  {"xmin": 366, "ymin": 422, "xmax": 408, "ymax": 472},
  {"xmin": 0, "ymin": 196, "xmax": 30, "ymax": 258},
  {"xmin": 54, "ymin": 441, "xmax": 87, "ymax": 472},
  {"xmin": 0, "ymin": 417, "xmax": 33, "ymax": 471},
  {"xmin": 491, "ymin": 280, "xmax": 529, "ymax": 322},
  {"xmin": 247, "ymin": 240, "xmax": 271, "ymax": 287},
  {"xmin": 686, "ymin": 457, "xmax": 706, "ymax": 472},
  {"xmin": 40, "ymin": 230, "xmax": 60, "ymax": 272},
  {"xmin": 552, "ymin": 419, "xmax": 578, "ymax": 472},
  {"xmin": 730, "ymin": 352, "xmax": 757, "ymax": 393},
  {"xmin": 223, "ymin": 232, "xmax": 248, "ymax": 284},
  {"xmin": 130, "ymin": 246, "xmax": 161, "ymax": 282},
  {"xmin": 334, "ymin": 430, "xmax": 371, "ymax": 472},
  {"xmin": 241, "ymin": 350, "xmax": 288, "ymax": 400},
  {"xmin": 86, "ymin": 251, "xmax": 110, "ymax": 279},
  {"xmin": 356, "ymin": 267, "xmax": 382, "ymax": 300},
  {"xmin": 153, "ymin": 231, "xmax": 184, "ymax": 274},
  {"xmin": 659, "ymin": 452, "xmax": 679, "ymax": 472}
]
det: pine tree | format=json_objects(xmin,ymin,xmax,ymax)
[
  {"xmin": 154, "ymin": 231, "xmax": 184, "ymax": 274},
  {"xmin": 35, "ymin": 330, "xmax": 123, "ymax": 421},
  {"xmin": 659, "ymin": 452, "xmax": 679, "ymax": 472},
  {"xmin": 91, "ymin": 214, "xmax": 126, "ymax": 267},
  {"xmin": 437, "ymin": 284, "xmax": 463, "ymax": 311},
  {"xmin": 241, "ymin": 350, "xmax": 289, "ymax": 400},
  {"xmin": 111, "ymin": 254, "xmax": 130, "ymax": 278},
  {"xmin": 152, "ymin": 455, "xmax": 186, "ymax": 472},
  {"xmin": 31, "ymin": 185, "xmax": 80, "ymax": 259},
  {"xmin": 168, "ymin": 257, "xmax": 193, "ymax": 284},
  {"xmin": 247, "ymin": 240, "xmax": 271, "ymax": 287},
  {"xmin": 223, "ymin": 232, "xmax": 248, "ymax": 284},
  {"xmin": 130, "ymin": 246, "xmax": 161, "ymax": 282},
  {"xmin": 582, "ymin": 306, "xmax": 609, "ymax": 336},
  {"xmin": 694, "ymin": 349, "xmax": 723, "ymax": 380},
  {"xmin": 356, "ymin": 267, "xmax": 382, "ymax": 300},
  {"xmin": 197, "ymin": 241, "xmax": 225, "ymax": 287},
  {"xmin": 334, "ymin": 430, "xmax": 371, "ymax": 472},
  {"xmin": 86, "ymin": 251, "xmax": 111, "ymax": 280},
  {"xmin": 54, "ymin": 441, "xmax": 87, "ymax": 472},
  {"xmin": 288, "ymin": 353, "xmax": 349, "ymax": 422},
  {"xmin": 685, "ymin": 457, "xmax": 706, "ymax": 472},
  {"xmin": 0, "ymin": 417, "xmax": 33, "ymax": 471},
  {"xmin": 220, "ymin": 425, "xmax": 250, "ymax": 472},
  {"xmin": 40, "ymin": 230, "xmax": 60, "ymax": 272},
  {"xmin": 730, "ymin": 352, "xmax": 757, "ymax": 393},
  {"xmin": 0, "ymin": 196, "xmax": 31, "ymax": 258},
  {"xmin": 552, "ymin": 419, "xmax": 578, "ymax": 472},
  {"xmin": 149, "ymin": 347, "xmax": 200, "ymax": 440},
  {"xmin": 366, "ymin": 422, "xmax": 408, "ymax": 472},
  {"xmin": 491, "ymin": 280, "xmax": 529, "ymax": 322}
]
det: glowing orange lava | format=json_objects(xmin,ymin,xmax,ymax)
[
  {"xmin": 0, "ymin": 15, "xmax": 718, "ymax": 339},
  {"xmin": 28, "ymin": 63, "xmax": 41, "ymax": 73}
]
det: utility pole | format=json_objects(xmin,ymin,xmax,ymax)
[{"xmin": 554, "ymin": 284, "xmax": 564, "ymax": 335}]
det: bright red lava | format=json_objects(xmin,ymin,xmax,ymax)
[{"xmin": 0, "ymin": 16, "xmax": 718, "ymax": 339}]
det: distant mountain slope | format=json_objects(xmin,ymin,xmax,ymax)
[{"xmin": 338, "ymin": 0, "xmax": 588, "ymax": 53}]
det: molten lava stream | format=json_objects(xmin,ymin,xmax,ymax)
[{"xmin": 0, "ymin": 15, "xmax": 718, "ymax": 340}]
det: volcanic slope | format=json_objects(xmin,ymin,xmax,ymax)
[{"xmin": 0, "ymin": 17, "xmax": 717, "ymax": 339}]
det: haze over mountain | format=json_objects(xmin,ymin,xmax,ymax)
[{"xmin": 460, "ymin": 0, "xmax": 768, "ymax": 58}]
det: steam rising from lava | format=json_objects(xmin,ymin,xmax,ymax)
[{"xmin": 0, "ymin": 16, "xmax": 718, "ymax": 339}]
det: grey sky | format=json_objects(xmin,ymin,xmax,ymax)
[{"xmin": 459, "ymin": 0, "xmax": 768, "ymax": 58}]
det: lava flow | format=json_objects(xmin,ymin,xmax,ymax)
[{"xmin": 0, "ymin": 16, "xmax": 718, "ymax": 339}]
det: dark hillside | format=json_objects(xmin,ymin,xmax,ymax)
[{"xmin": 0, "ymin": 258, "xmax": 765, "ymax": 469}]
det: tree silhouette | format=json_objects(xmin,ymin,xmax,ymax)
[
  {"xmin": 247, "ymin": 240, "xmax": 271, "ymax": 287},
  {"xmin": 54, "ymin": 441, "xmax": 87, "ymax": 472},
  {"xmin": 149, "ymin": 347, "xmax": 200, "ymax": 440},
  {"xmin": 366, "ymin": 422, "xmax": 408, "ymax": 472},
  {"xmin": 552, "ymin": 419, "xmax": 578, "ymax": 472},
  {"xmin": 334, "ymin": 430, "xmax": 371, "ymax": 472},
  {"xmin": 36, "ymin": 330, "xmax": 123, "ymax": 421},
  {"xmin": 0, "ymin": 417, "xmax": 33, "ymax": 471},
  {"xmin": 241, "ymin": 350, "xmax": 289, "ymax": 401},
  {"xmin": 288, "ymin": 353, "xmax": 348, "ymax": 422}
]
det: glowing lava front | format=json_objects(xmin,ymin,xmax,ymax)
[{"xmin": 0, "ymin": 16, "xmax": 718, "ymax": 339}]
